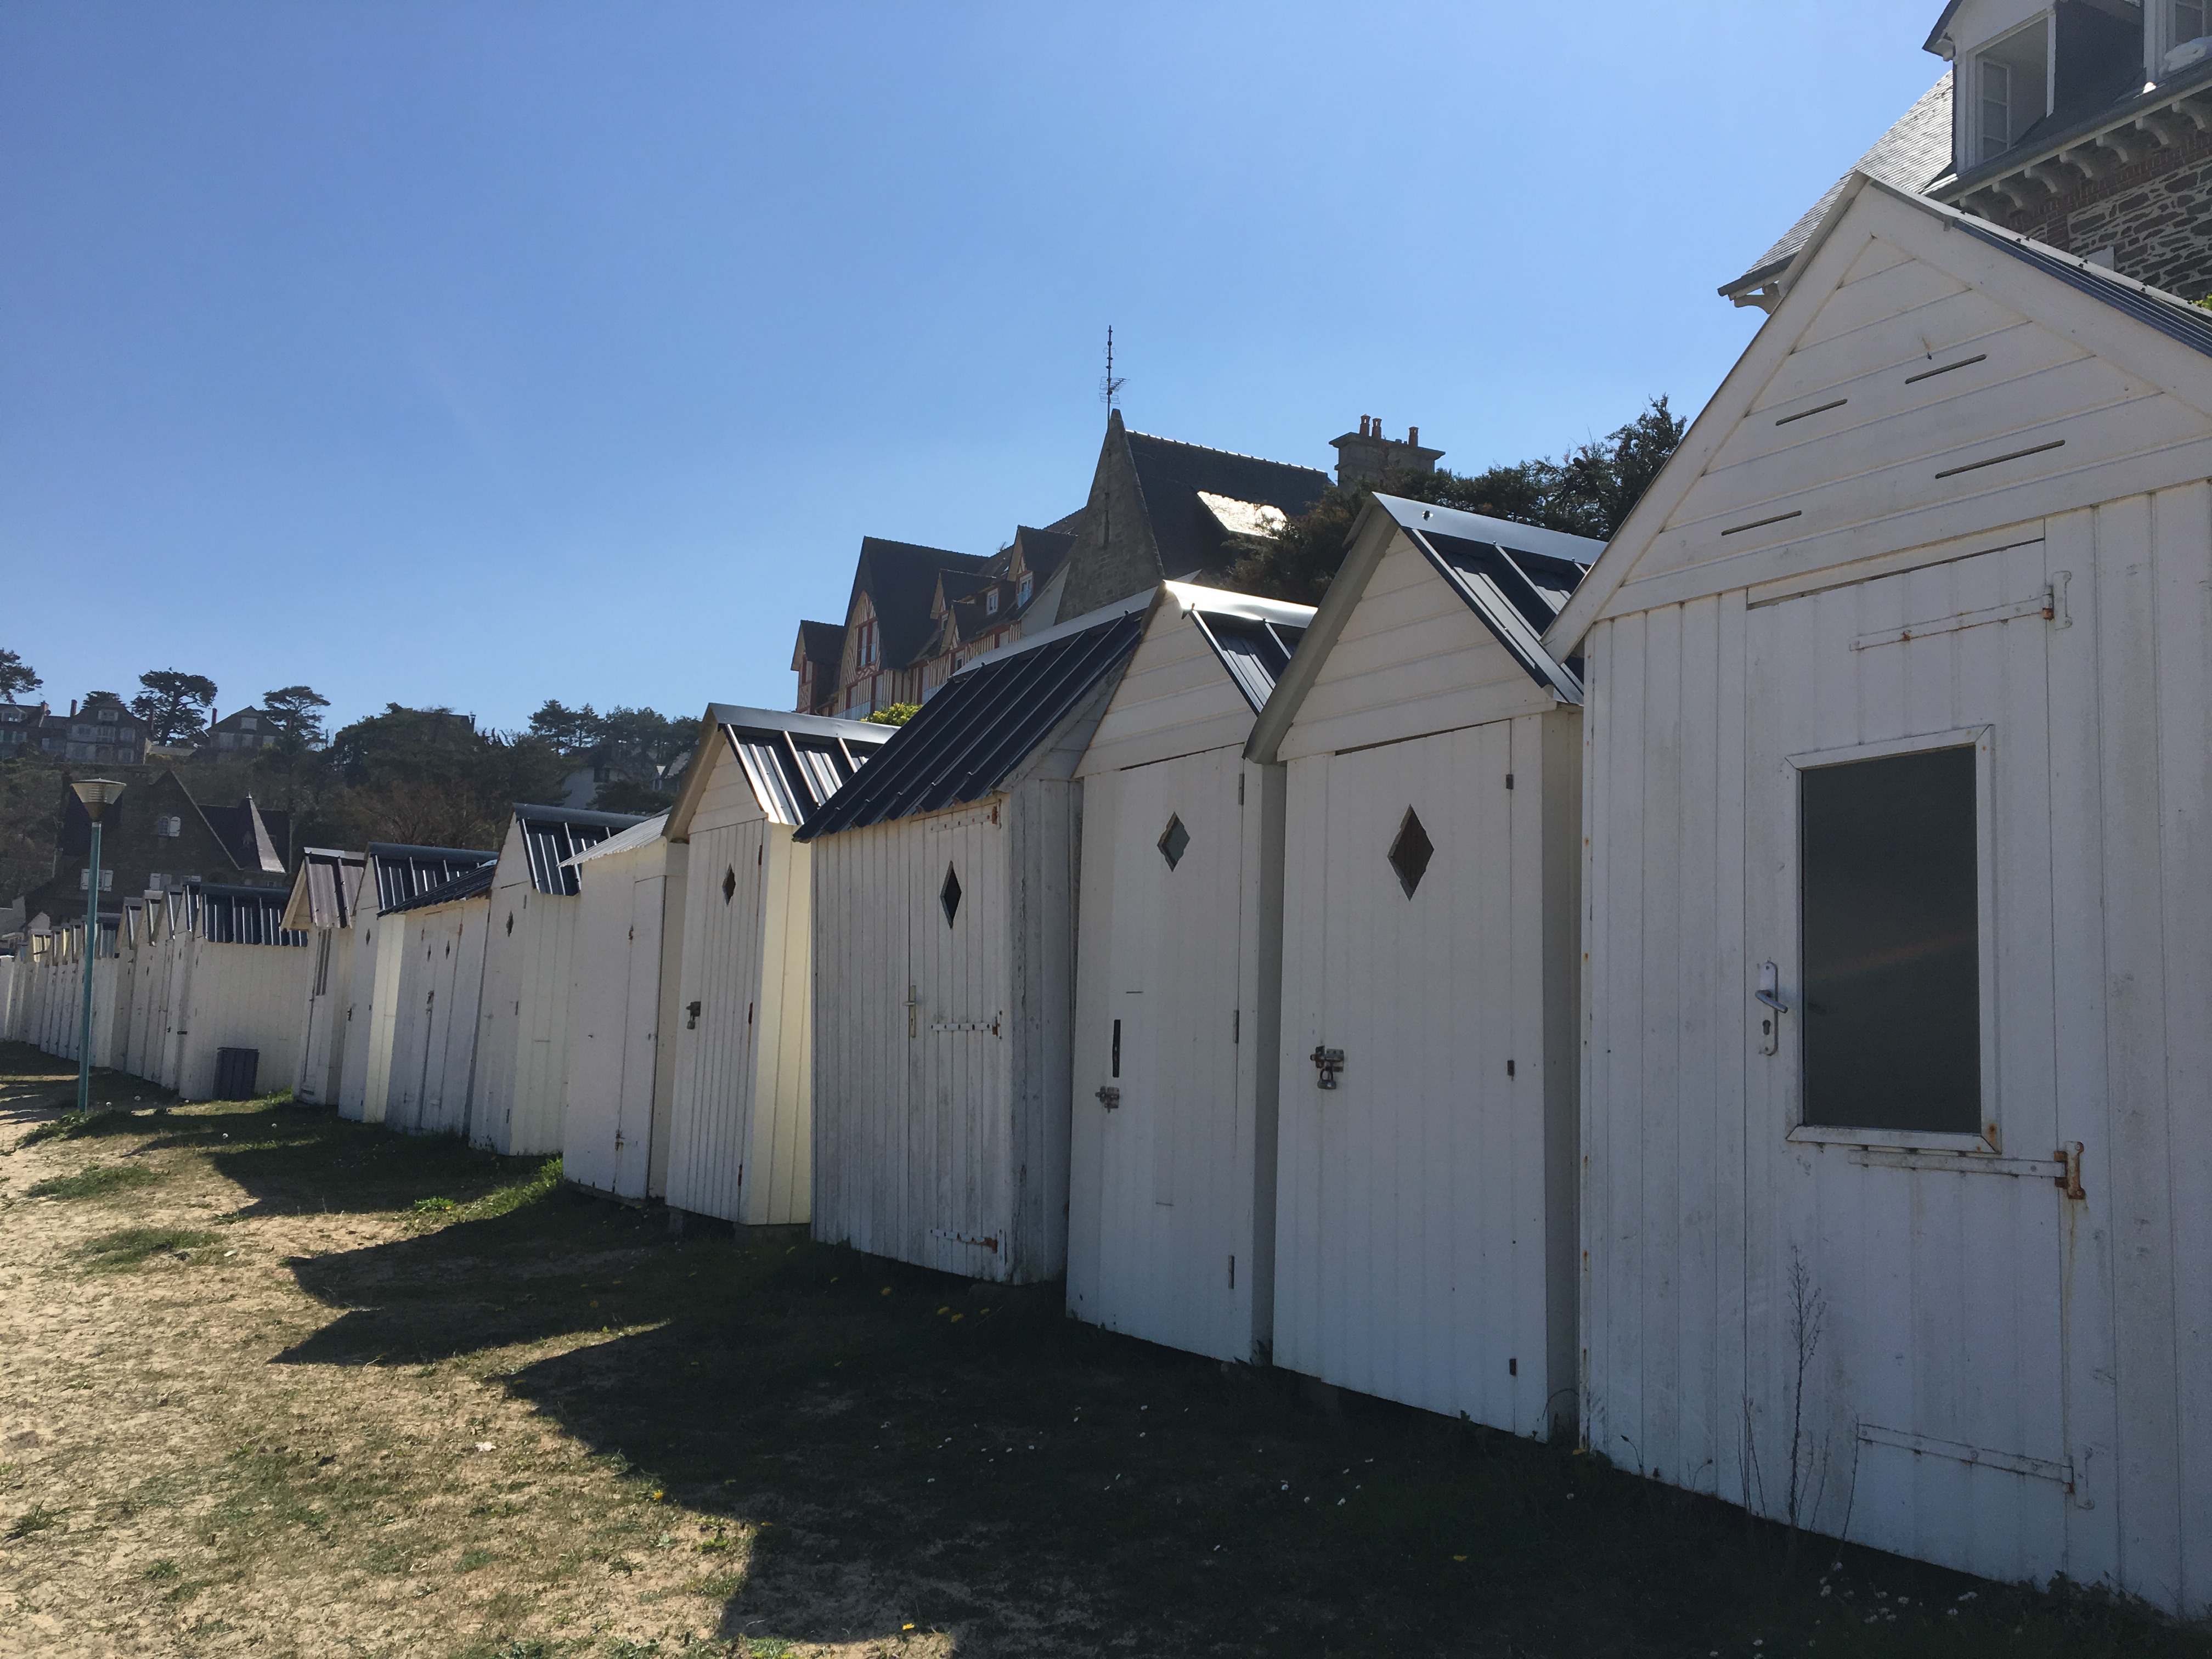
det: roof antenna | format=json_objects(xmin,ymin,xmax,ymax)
[{"xmin": 1099, "ymin": 325, "xmax": 1126, "ymax": 413}]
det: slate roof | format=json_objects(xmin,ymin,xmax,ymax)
[
  {"xmin": 1374, "ymin": 495, "xmax": 1601, "ymax": 701},
  {"xmin": 384, "ymin": 861, "xmax": 498, "ymax": 915},
  {"xmin": 510, "ymin": 805, "xmax": 650, "ymax": 896},
  {"xmin": 797, "ymin": 603, "xmax": 1147, "ymax": 839},
  {"xmin": 1011, "ymin": 524, "xmax": 1075, "ymax": 582},
  {"xmin": 201, "ymin": 798, "xmax": 291, "ymax": 876},
  {"xmin": 1721, "ymin": 72, "xmax": 1955, "ymax": 301},
  {"xmin": 855, "ymin": 537, "xmax": 991, "ymax": 670},
  {"xmin": 366, "ymin": 843, "xmax": 500, "ymax": 914},
  {"xmin": 1124, "ymin": 432, "xmax": 1330, "ymax": 581},
  {"xmin": 795, "ymin": 620, "xmax": 847, "ymax": 670}
]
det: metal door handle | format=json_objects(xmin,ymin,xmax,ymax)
[{"xmin": 1756, "ymin": 962, "xmax": 1786, "ymax": 1056}]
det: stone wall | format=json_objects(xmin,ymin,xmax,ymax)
[{"xmin": 1978, "ymin": 126, "xmax": 2212, "ymax": 302}]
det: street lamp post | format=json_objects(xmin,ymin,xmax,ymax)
[{"xmin": 70, "ymin": 778, "xmax": 126, "ymax": 1116}]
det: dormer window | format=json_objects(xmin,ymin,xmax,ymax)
[
  {"xmin": 1018, "ymin": 574, "xmax": 1033, "ymax": 607},
  {"xmin": 986, "ymin": 589, "xmax": 999, "ymax": 615},
  {"xmin": 857, "ymin": 617, "xmax": 879, "ymax": 668},
  {"xmin": 240, "ymin": 713, "xmax": 257, "ymax": 731},
  {"xmin": 1975, "ymin": 18, "xmax": 2050, "ymax": 162},
  {"xmin": 96, "ymin": 705, "xmax": 117, "ymax": 724},
  {"xmin": 2177, "ymin": 0, "xmax": 2209, "ymax": 48}
]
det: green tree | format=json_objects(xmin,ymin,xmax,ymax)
[
  {"xmin": 865, "ymin": 702, "xmax": 919, "ymax": 726},
  {"xmin": 319, "ymin": 704, "xmax": 567, "ymax": 852},
  {"xmin": 130, "ymin": 669, "xmax": 218, "ymax": 746},
  {"xmin": 261, "ymin": 686, "xmax": 331, "ymax": 753},
  {"xmin": 0, "ymin": 648, "xmax": 43, "ymax": 704},
  {"xmin": 1226, "ymin": 397, "xmax": 1689, "ymax": 605},
  {"xmin": 527, "ymin": 699, "xmax": 601, "ymax": 754}
]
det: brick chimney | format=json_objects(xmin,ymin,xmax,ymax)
[{"xmin": 1330, "ymin": 416, "xmax": 1445, "ymax": 487}]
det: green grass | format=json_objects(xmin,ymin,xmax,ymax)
[
  {"xmin": 12, "ymin": 1081, "xmax": 2210, "ymax": 1658},
  {"xmin": 8, "ymin": 1504, "xmax": 63, "ymax": 1538},
  {"xmin": 74, "ymin": 1226, "xmax": 219, "ymax": 1271},
  {"xmin": 24, "ymin": 1161, "xmax": 163, "ymax": 1200}
]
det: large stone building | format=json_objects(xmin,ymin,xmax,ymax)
[
  {"xmin": 792, "ymin": 410, "xmax": 1434, "ymax": 716},
  {"xmin": 0, "ymin": 694, "xmax": 148, "ymax": 765},
  {"xmin": 1723, "ymin": 1, "xmax": 2212, "ymax": 311},
  {"xmin": 15, "ymin": 770, "xmax": 291, "ymax": 925}
]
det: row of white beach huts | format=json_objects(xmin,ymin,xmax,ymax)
[{"xmin": 3, "ymin": 181, "xmax": 2208, "ymax": 1614}]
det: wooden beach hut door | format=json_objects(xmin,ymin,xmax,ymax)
[
  {"xmin": 1092, "ymin": 749, "xmax": 1245, "ymax": 1340},
  {"xmin": 1743, "ymin": 542, "xmax": 2076, "ymax": 1580},
  {"xmin": 911, "ymin": 807, "xmax": 1007, "ymax": 1274},
  {"xmin": 1293, "ymin": 719, "xmax": 1540, "ymax": 1430},
  {"xmin": 611, "ymin": 866, "xmax": 665, "ymax": 1200}
]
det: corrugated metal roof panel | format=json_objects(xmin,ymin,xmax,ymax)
[
  {"xmin": 365, "ymin": 843, "xmax": 500, "ymax": 913},
  {"xmin": 193, "ymin": 881, "xmax": 307, "ymax": 946},
  {"xmin": 1192, "ymin": 613, "xmax": 1306, "ymax": 714},
  {"xmin": 1376, "ymin": 495, "xmax": 1599, "ymax": 702},
  {"xmin": 385, "ymin": 861, "xmax": 497, "ymax": 915},
  {"xmin": 797, "ymin": 606, "xmax": 1145, "ymax": 840},
  {"xmin": 511, "ymin": 804, "xmax": 649, "ymax": 895}
]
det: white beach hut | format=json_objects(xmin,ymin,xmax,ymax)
[
  {"xmin": 1549, "ymin": 176, "xmax": 2212, "ymax": 1612},
  {"xmin": 800, "ymin": 598, "xmax": 1149, "ymax": 1282},
  {"xmin": 337, "ymin": 844, "xmax": 498, "ymax": 1123},
  {"xmin": 656, "ymin": 707, "xmax": 892, "ymax": 1226},
  {"xmin": 471, "ymin": 805, "xmax": 646, "ymax": 1156},
  {"xmin": 378, "ymin": 862, "xmax": 497, "ymax": 1137},
  {"xmin": 1245, "ymin": 494, "xmax": 1599, "ymax": 1436},
  {"xmin": 281, "ymin": 849, "xmax": 366, "ymax": 1107},
  {"xmin": 145, "ymin": 883, "xmax": 312, "ymax": 1100},
  {"xmin": 561, "ymin": 813, "xmax": 685, "ymax": 1204},
  {"xmin": 1065, "ymin": 582, "xmax": 1313, "ymax": 1363}
]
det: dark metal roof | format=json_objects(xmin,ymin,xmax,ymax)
[
  {"xmin": 290, "ymin": 848, "xmax": 365, "ymax": 931},
  {"xmin": 512, "ymin": 804, "xmax": 649, "ymax": 896},
  {"xmin": 797, "ymin": 607, "xmax": 1146, "ymax": 840},
  {"xmin": 385, "ymin": 861, "xmax": 496, "ymax": 915},
  {"xmin": 1959, "ymin": 215, "xmax": 2212, "ymax": 357},
  {"xmin": 365, "ymin": 843, "xmax": 500, "ymax": 914},
  {"xmin": 1375, "ymin": 495, "xmax": 1600, "ymax": 701},
  {"xmin": 726, "ymin": 715, "xmax": 890, "ymax": 826},
  {"xmin": 192, "ymin": 881, "xmax": 307, "ymax": 946},
  {"xmin": 1192, "ymin": 612, "xmax": 1307, "ymax": 714}
]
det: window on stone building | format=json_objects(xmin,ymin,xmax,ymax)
[
  {"xmin": 2180, "ymin": 1, "xmax": 2209, "ymax": 47},
  {"xmin": 1977, "ymin": 19, "xmax": 2049, "ymax": 161}
]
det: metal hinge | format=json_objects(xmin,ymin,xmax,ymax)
[
  {"xmin": 1096, "ymin": 1085, "xmax": 1121, "ymax": 1110},
  {"xmin": 1311, "ymin": 1045, "xmax": 1344, "ymax": 1089},
  {"xmin": 2055, "ymin": 1141, "xmax": 2086, "ymax": 1201}
]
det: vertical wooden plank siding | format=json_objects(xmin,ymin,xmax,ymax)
[
  {"xmin": 665, "ymin": 815, "xmax": 772, "ymax": 1221},
  {"xmin": 1583, "ymin": 482, "xmax": 2212, "ymax": 1609},
  {"xmin": 1274, "ymin": 709, "xmax": 1578, "ymax": 1435}
]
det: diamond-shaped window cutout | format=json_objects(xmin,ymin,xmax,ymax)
[
  {"xmin": 721, "ymin": 866, "xmax": 737, "ymax": 905},
  {"xmin": 1158, "ymin": 814, "xmax": 1190, "ymax": 871},
  {"xmin": 940, "ymin": 864, "xmax": 962, "ymax": 928},
  {"xmin": 1389, "ymin": 808, "xmax": 1434, "ymax": 899}
]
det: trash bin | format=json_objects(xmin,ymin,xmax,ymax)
[{"xmin": 213, "ymin": 1047, "xmax": 259, "ymax": 1100}]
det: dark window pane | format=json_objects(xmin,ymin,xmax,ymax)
[{"xmin": 1800, "ymin": 746, "xmax": 1980, "ymax": 1134}]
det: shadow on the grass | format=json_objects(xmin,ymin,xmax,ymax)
[{"xmin": 29, "ymin": 1070, "xmax": 2188, "ymax": 1659}]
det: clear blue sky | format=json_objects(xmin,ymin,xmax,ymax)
[{"xmin": 1, "ymin": 1, "xmax": 1945, "ymax": 733}]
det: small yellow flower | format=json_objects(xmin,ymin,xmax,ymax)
[
  {"xmin": 936, "ymin": 1306, "xmax": 949, "ymax": 1314},
  {"xmin": 881, "ymin": 1287, "xmax": 891, "ymax": 1296},
  {"xmin": 950, "ymin": 1313, "xmax": 963, "ymax": 1323},
  {"xmin": 903, "ymin": 1623, "xmax": 916, "ymax": 1632},
  {"xmin": 651, "ymin": 1489, "xmax": 665, "ymax": 1502},
  {"xmin": 1453, "ymin": 1554, "xmax": 1468, "ymax": 1562}
]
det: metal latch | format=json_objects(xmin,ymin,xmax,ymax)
[
  {"xmin": 1311, "ymin": 1046, "xmax": 1345, "ymax": 1089},
  {"xmin": 1756, "ymin": 962, "xmax": 1787, "ymax": 1056},
  {"xmin": 1096, "ymin": 1086, "xmax": 1121, "ymax": 1110},
  {"xmin": 685, "ymin": 1000, "xmax": 701, "ymax": 1030},
  {"xmin": 2054, "ymin": 1141, "xmax": 2085, "ymax": 1201}
]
